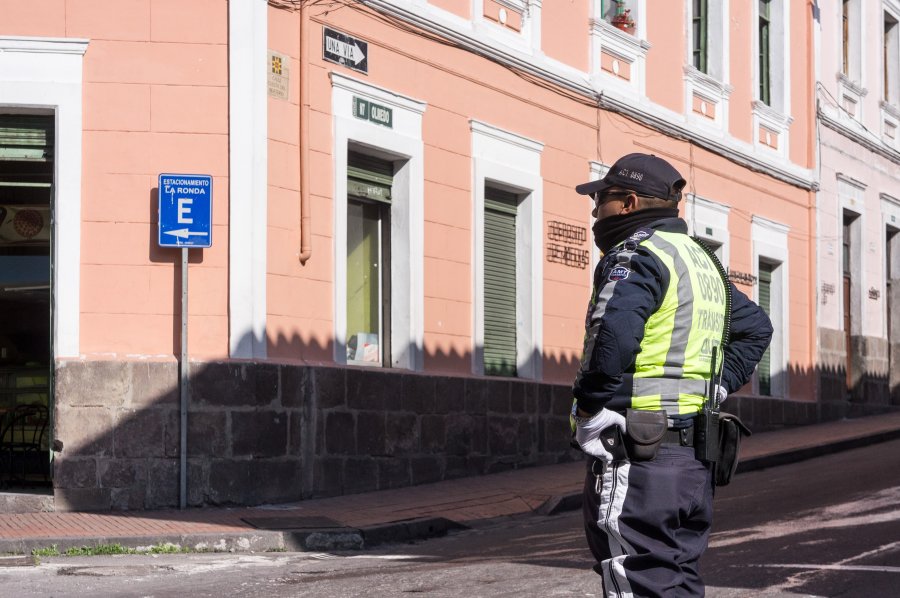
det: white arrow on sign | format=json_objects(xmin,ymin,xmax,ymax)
[
  {"xmin": 326, "ymin": 37, "xmax": 365, "ymax": 65},
  {"xmin": 164, "ymin": 228, "xmax": 209, "ymax": 239}
]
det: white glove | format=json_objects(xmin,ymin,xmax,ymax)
[
  {"xmin": 715, "ymin": 384, "xmax": 728, "ymax": 405},
  {"xmin": 574, "ymin": 408, "xmax": 626, "ymax": 463}
]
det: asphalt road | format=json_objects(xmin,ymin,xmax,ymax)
[{"xmin": 2, "ymin": 438, "xmax": 899, "ymax": 597}]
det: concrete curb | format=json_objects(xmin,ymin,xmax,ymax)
[
  {"xmin": 0, "ymin": 531, "xmax": 285, "ymax": 557},
  {"xmin": 735, "ymin": 427, "xmax": 900, "ymax": 474},
  {"xmin": 0, "ymin": 517, "xmax": 469, "ymax": 556}
]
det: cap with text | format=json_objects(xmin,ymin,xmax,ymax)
[{"xmin": 576, "ymin": 153, "xmax": 686, "ymax": 202}]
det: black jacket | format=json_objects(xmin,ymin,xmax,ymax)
[{"xmin": 573, "ymin": 217, "xmax": 774, "ymax": 416}]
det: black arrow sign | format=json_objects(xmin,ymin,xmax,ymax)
[{"xmin": 323, "ymin": 27, "xmax": 368, "ymax": 75}]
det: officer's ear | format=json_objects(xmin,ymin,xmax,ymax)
[{"xmin": 622, "ymin": 192, "xmax": 639, "ymax": 213}]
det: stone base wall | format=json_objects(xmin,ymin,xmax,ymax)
[
  {"xmin": 49, "ymin": 358, "xmax": 900, "ymax": 511},
  {"xmin": 817, "ymin": 328, "xmax": 890, "ymax": 405},
  {"xmin": 52, "ymin": 360, "xmax": 579, "ymax": 511}
]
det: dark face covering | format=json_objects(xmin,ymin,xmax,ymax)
[{"xmin": 593, "ymin": 207, "xmax": 679, "ymax": 253}]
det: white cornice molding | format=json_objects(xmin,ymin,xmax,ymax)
[
  {"xmin": 0, "ymin": 36, "xmax": 89, "ymax": 54},
  {"xmin": 752, "ymin": 214, "xmax": 791, "ymax": 236},
  {"xmin": 837, "ymin": 72, "xmax": 867, "ymax": 97},
  {"xmin": 820, "ymin": 107, "xmax": 900, "ymax": 166},
  {"xmin": 590, "ymin": 18, "xmax": 652, "ymax": 53},
  {"xmin": 598, "ymin": 91, "xmax": 816, "ymax": 190},
  {"xmin": 470, "ymin": 119, "xmax": 544, "ymax": 153},
  {"xmin": 362, "ymin": 0, "xmax": 816, "ymax": 191},
  {"xmin": 330, "ymin": 72, "xmax": 427, "ymax": 114},
  {"xmin": 836, "ymin": 172, "xmax": 867, "ymax": 190},
  {"xmin": 684, "ymin": 65, "xmax": 733, "ymax": 99},
  {"xmin": 881, "ymin": 100, "xmax": 900, "ymax": 119}
]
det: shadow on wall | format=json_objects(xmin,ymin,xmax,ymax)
[
  {"xmin": 50, "ymin": 328, "xmax": 900, "ymax": 512},
  {"xmin": 50, "ymin": 330, "xmax": 588, "ymax": 512}
]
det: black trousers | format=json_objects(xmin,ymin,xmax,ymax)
[{"xmin": 583, "ymin": 445, "xmax": 715, "ymax": 597}]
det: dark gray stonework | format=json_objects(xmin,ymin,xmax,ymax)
[
  {"xmin": 818, "ymin": 328, "xmax": 891, "ymax": 407},
  {"xmin": 45, "ymin": 357, "xmax": 899, "ymax": 512}
]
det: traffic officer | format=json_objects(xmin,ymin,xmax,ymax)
[{"xmin": 571, "ymin": 153, "xmax": 773, "ymax": 597}]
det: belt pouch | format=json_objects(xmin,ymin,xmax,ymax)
[
  {"xmin": 624, "ymin": 409, "xmax": 667, "ymax": 461},
  {"xmin": 715, "ymin": 412, "xmax": 752, "ymax": 486}
]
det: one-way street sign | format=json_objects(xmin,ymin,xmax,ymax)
[
  {"xmin": 323, "ymin": 27, "xmax": 368, "ymax": 74},
  {"xmin": 158, "ymin": 173, "xmax": 212, "ymax": 248}
]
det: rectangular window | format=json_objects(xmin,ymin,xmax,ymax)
[
  {"xmin": 888, "ymin": 227, "xmax": 897, "ymax": 340},
  {"xmin": 346, "ymin": 151, "xmax": 392, "ymax": 366},
  {"xmin": 843, "ymin": 0, "xmax": 851, "ymax": 76},
  {"xmin": 757, "ymin": 261, "xmax": 773, "ymax": 396},
  {"xmin": 759, "ymin": 0, "xmax": 771, "ymax": 105},
  {"xmin": 885, "ymin": 12, "xmax": 899, "ymax": 104},
  {"xmin": 843, "ymin": 213, "xmax": 855, "ymax": 391},
  {"xmin": 693, "ymin": 0, "xmax": 708, "ymax": 73},
  {"xmin": 0, "ymin": 114, "xmax": 53, "ymax": 419},
  {"xmin": 483, "ymin": 186, "xmax": 518, "ymax": 377}
]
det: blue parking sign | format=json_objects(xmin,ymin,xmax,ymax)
[{"xmin": 158, "ymin": 173, "xmax": 213, "ymax": 248}]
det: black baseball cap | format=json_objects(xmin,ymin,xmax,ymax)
[{"xmin": 576, "ymin": 153, "xmax": 686, "ymax": 202}]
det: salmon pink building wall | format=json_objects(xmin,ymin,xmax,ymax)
[
  {"xmin": 0, "ymin": 0, "xmax": 231, "ymax": 359},
  {"xmin": 2, "ymin": 0, "xmax": 870, "ymax": 513}
]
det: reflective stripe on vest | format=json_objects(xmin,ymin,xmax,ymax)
[{"xmin": 632, "ymin": 231, "xmax": 727, "ymax": 415}]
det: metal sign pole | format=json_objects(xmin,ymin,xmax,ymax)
[
  {"xmin": 158, "ymin": 173, "xmax": 210, "ymax": 511},
  {"xmin": 180, "ymin": 247, "xmax": 188, "ymax": 509}
]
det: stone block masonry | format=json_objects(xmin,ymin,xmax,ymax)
[
  {"xmin": 49, "ymin": 359, "xmax": 879, "ymax": 511},
  {"xmin": 51, "ymin": 360, "xmax": 580, "ymax": 511}
]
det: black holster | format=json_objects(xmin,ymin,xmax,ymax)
[{"xmin": 714, "ymin": 412, "xmax": 752, "ymax": 486}]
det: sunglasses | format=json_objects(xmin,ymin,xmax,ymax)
[{"xmin": 593, "ymin": 190, "xmax": 634, "ymax": 205}]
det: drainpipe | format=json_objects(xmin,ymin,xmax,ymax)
[{"xmin": 298, "ymin": 0, "xmax": 312, "ymax": 264}]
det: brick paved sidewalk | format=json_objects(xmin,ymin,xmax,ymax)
[{"xmin": 2, "ymin": 411, "xmax": 900, "ymax": 555}]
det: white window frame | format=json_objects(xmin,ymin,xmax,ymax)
[
  {"xmin": 752, "ymin": 0, "xmax": 792, "ymax": 159},
  {"xmin": 473, "ymin": 0, "xmax": 540, "ymax": 54},
  {"xmin": 752, "ymin": 215, "xmax": 790, "ymax": 398},
  {"xmin": 590, "ymin": 0, "xmax": 650, "ymax": 97},
  {"xmin": 684, "ymin": 0, "xmax": 731, "ymax": 134},
  {"xmin": 331, "ymin": 73, "xmax": 426, "ymax": 371},
  {"xmin": 882, "ymin": 3, "xmax": 900, "ymax": 148},
  {"xmin": 685, "ymin": 194, "xmax": 730, "ymax": 269},
  {"xmin": 0, "ymin": 36, "xmax": 87, "ymax": 359},
  {"xmin": 471, "ymin": 120, "xmax": 543, "ymax": 380},
  {"xmin": 837, "ymin": 0, "xmax": 866, "ymax": 123},
  {"xmin": 587, "ymin": 161, "xmax": 609, "ymax": 277}
]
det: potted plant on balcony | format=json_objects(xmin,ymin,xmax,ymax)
[{"xmin": 610, "ymin": 1, "xmax": 635, "ymax": 34}]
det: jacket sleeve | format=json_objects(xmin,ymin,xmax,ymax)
[
  {"xmin": 720, "ymin": 283, "xmax": 774, "ymax": 393},
  {"xmin": 572, "ymin": 248, "xmax": 667, "ymax": 414}
]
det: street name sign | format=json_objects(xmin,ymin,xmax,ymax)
[
  {"xmin": 158, "ymin": 173, "xmax": 212, "ymax": 248},
  {"xmin": 323, "ymin": 27, "xmax": 368, "ymax": 74},
  {"xmin": 353, "ymin": 96, "xmax": 393, "ymax": 128}
]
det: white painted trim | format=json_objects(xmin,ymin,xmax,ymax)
[
  {"xmin": 752, "ymin": 215, "xmax": 790, "ymax": 398},
  {"xmin": 0, "ymin": 36, "xmax": 88, "ymax": 359},
  {"xmin": 332, "ymin": 74, "xmax": 426, "ymax": 371},
  {"xmin": 471, "ymin": 120, "xmax": 543, "ymax": 380},
  {"xmin": 331, "ymin": 73, "xmax": 428, "ymax": 114},
  {"xmin": 228, "ymin": 0, "xmax": 268, "ymax": 359},
  {"xmin": 587, "ymin": 160, "xmax": 609, "ymax": 277},
  {"xmin": 838, "ymin": 177, "xmax": 865, "ymax": 338},
  {"xmin": 683, "ymin": 0, "xmax": 731, "ymax": 135},
  {"xmin": 686, "ymin": 194, "xmax": 731, "ymax": 269}
]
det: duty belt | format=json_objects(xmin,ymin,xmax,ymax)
[{"xmin": 662, "ymin": 426, "xmax": 694, "ymax": 447}]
